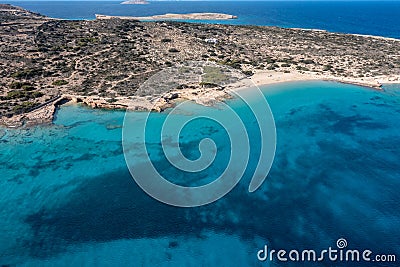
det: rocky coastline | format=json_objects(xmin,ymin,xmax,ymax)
[{"xmin": 1, "ymin": 4, "xmax": 399, "ymax": 128}]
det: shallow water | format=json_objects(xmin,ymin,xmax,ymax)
[{"xmin": 0, "ymin": 81, "xmax": 399, "ymax": 266}]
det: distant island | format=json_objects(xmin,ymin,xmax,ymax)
[
  {"xmin": 0, "ymin": 4, "xmax": 399, "ymax": 127},
  {"xmin": 121, "ymin": 0, "xmax": 149, "ymax": 4},
  {"xmin": 95, "ymin": 13, "xmax": 238, "ymax": 21}
]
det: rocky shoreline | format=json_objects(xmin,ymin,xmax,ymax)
[{"xmin": 1, "ymin": 69, "xmax": 392, "ymax": 128}]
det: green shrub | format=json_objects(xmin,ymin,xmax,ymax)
[
  {"xmin": 199, "ymin": 82, "xmax": 219, "ymax": 88},
  {"xmin": 220, "ymin": 60, "xmax": 241, "ymax": 69},
  {"xmin": 77, "ymin": 37, "xmax": 98, "ymax": 46},
  {"xmin": 168, "ymin": 48, "xmax": 180, "ymax": 53},
  {"xmin": 31, "ymin": 91, "xmax": 44, "ymax": 98},
  {"xmin": 323, "ymin": 64, "xmax": 333, "ymax": 71},
  {"xmin": 176, "ymin": 84, "xmax": 188, "ymax": 89},
  {"xmin": 7, "ymin": 90, "xmax": 25, "ymax": 99},
  {"xmin": 242, "ymin": 70, "xmax": 253, "ymax": 76},
  {"xmin": 11, "ymin": 68, "xmax": 42, "ymax": 79},
  {"xmin": 280, "ymin": 58, "xmax": 295, "ymax": 64},
  {"xmin": 106, "ymin": 98, "xmax": 117, "ymax": 103},
  {"xmin": 267, "ymin": 64, "xmax": 279, "ymax": 70},
  {"xmin": 9, "ymin": 82, "xmax": 34, "ymax": 89},
  {"xmin": 296, "ymin": 66, "xmax": 310, "ymax": 71},
  {"xmin": 22, "ymin": 85, "xmax": 35, "ymax": 91},
  {"xmin": 5, "ymin": 90, "xmax": 43, "ymax": 100},
  {"xmin": 300, "ymin": 59, "xmax": 315, "ymax": 65},
  {"xmin": 52, "ymin": 80, "xmax": 69, "ymax": 86},
  {"xmin": 12, "ymin": 101, "xmax": 36, "ymax": 114},
  {"xmin": 265, "ymin": 57, "xmax": 276, "ymax": 64}
]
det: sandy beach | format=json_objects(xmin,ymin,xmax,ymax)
[
  {"xmin": 247, "ymin": 70, "xmax": 400, "ymax": 89},
  {"xmin": 1, "ymin": 69, "xmax": 399, "ymax": 128}
]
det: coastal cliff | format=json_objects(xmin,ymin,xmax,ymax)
[{"xmin": 0, "ymin": 4, "xmax": 399, "ymax": 127}]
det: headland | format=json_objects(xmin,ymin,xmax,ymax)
[{"xmin": 0, "ymin": 4, "xmax": 399, "ymax": 127}]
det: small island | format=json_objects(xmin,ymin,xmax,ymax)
[
  {"xmin": 121, "ymin": 0, "xmax": 149, "ymax": 4},
  {"xmin": 95, "ymin": 13, "xmax": 238, "ymax": 21}
]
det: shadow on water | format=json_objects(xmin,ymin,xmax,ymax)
[
  {"xmin": 21, "ymin": 84, "xmax": 400, "ymax": 266},
  {"xmin": 23, "ymin": 168, "xmax": 204, "ymax": 258},
  {"xmin": 23, "ymin": 134, "xmax": 400, "ymax": 266}
]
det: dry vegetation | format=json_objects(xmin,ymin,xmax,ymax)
[{"xmin": 1, "ymin": 4, "xmax": 399, "ymax": 118}]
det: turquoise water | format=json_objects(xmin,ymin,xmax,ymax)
[
  {"xmin": 5, "ymin": 1, "xmax": 400, "ymax": 38},
  {"xmin": 1, "ymin": 81, "xmax": 399, "ymax": 266}
]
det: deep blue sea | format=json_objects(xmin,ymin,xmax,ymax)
[
  {"xmin": 1, "ymin": 81, "xmax": 400, "ymax": 266},
  {"xmin": 4, "ymin": 1, "xmax": 400, "ymax": 38}
]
